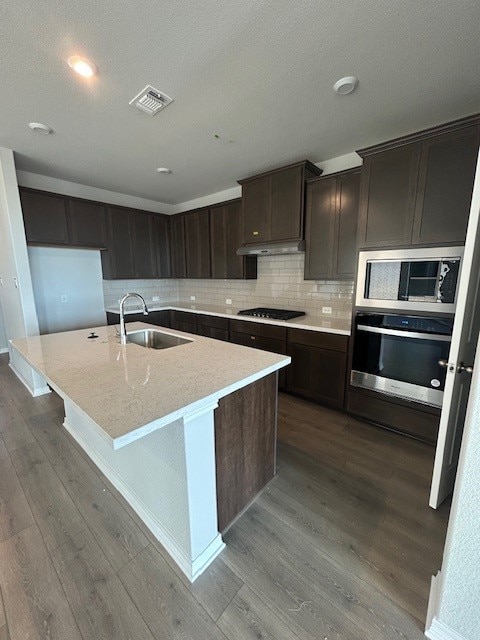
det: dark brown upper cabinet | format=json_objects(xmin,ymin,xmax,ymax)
[
  {"xmin": 357, "ymin": 142, "xmax": 421, "ymax": 249},
  {"xmin": 153, "ymin": 215, "xmax": 172, "ymax": 278},
  {"xmin": 412, "ymin": 124, "xmax": 480, "ymax": 245},
  {"xmin": 170, "ymin": 214, "xmax": 187, "ymax": 278},
  {"xmin": 210, "ymin": 200, "xmax": 257, "ymax": 279},
  {"xmin": 184, "ymin": 208, "xmax": 211, "ymax": 279},
  {"xmin": 130, "ymin": 211, "xmax": 156, "ymax": 278},
  {"xmin": 67, "ymin": 198, "xmax": 107, "ymax": 248},
  {"xmin": 102, "ymin": 208, "xmax": 160, "ymax": 279},
  {"xmin": 102, "ymin": 207, "xmax": 135, "ymax": 279},
  {"xmin": 357, "ymin": 115, "xmax": 480, "ymax": 249},
  {"xmin": 304, "ymin": 168, "xmax": 360, "ymax": 280},
  {"xmin": 20, "ymin": 189, "xmax": 70, "ymax": 246},
  {"xmin": 238, "ymin": 160, "xmax": 322, "ymax": 245}
]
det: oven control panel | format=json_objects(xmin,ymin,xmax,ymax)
[{"xmin": 356, "ymin": 313, "xmax": 454, "ymax": 336}]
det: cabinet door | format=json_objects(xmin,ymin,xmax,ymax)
[
  {"xmin": 270, "ymin": 166, "xmax": 304, "ymax": 241},
  {"xmin": 184, "ymin": 208, "xmax": 211, "ymax": 278},
  {"xmin": 412, "ymin": 125, "xmax": 480, "ymax": 245},
  {"xmin": 304, "ymin": 178, "xmax": 336, "ymax": 279},
  {"xmin": 105, "ymin": 208, "xmax": 134, "ymax": 279},
  {"xmin": 147, "ymin": 310, "xmax": 172, "ymax": 328},
  {"xmin": 20, "ymin": 190, "xmax": 69, "ymax": 245},
  {"xmin": 197, "ymin": 324, "xmax": 230, "ymax": 341},
  {"xmin": 358, "ymin": 143, "xmax": 421, "ymax": 248},
  {"xmin": 170, "ymin": 215, "xmax": 186, "ymax": 278},
  {"xmin": 130, "ymin": 212, "xmax": 156, "ymax": 278},
  {"xmin": 153, "ymin": 215, "xmax": 172, "ymax": 278},
  {"xmin": 286, "ymin": 343, "xmax": 346, "ymax": 408},
  {"xmin": 333, "ymin": 171, "xmax": 360, "ymax": 278},
  {"xmin": 210, "ymin": 201, "xmax": 247, "ymax": 279},
  {"xmin": 67, "ymin": 199, "xmax": 107, "ymax": 248},
  {"xmin": 242, "ymin": 176, "xmax": 270, "ymax": 243}
]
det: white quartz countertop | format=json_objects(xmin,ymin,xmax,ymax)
[
  {"xmin": 11, "ymin": 323, "xmax": 290, "ymax": 448},
  {"xmin": 105, "ymin": 302, "xmax": 351, "ymax": 336}
]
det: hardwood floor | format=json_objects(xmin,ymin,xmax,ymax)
[{"xmin": 0, "ymin": 354, "xmax": 449, "ymax": 639}]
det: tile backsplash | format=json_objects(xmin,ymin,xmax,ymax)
[{"xmin": 103, "ymin": 254, "xmax": 354, "ymax": 320}]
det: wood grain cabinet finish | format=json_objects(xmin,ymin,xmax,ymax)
[
  {"xmin": 169, "ymin": 214, "xmax": 187, "ymax": 278},
  {"xmin": 20, "ymin": 189, "xmax": 70, "ymax": 246},
  {"xmin": 170, "ymin": 310, "xmax": 197, "ymax": 334},
  {"xmin": 412, "ymin": 124, "xmax": 480, "ymax": 245},
  {"xmin": 214, "ymin": 373, "xmax": 277, "ymax": 531},
  {"xmin": 67, "ymin": 199, "xmax": 107, "ymax": 248},
  {"xmin": 210, "ymin": 200, "xmax": 257, "ymax": 279},
  {"xmin": 239, "ymin": 161, "xmax": 322, "ymax": 245},
  {"xmin": 196, "ymin": 314, "xmax": 229, "ymax": 341},
  {"xmin": 304, "ymin": 169, "xmax": 360, "ymax": 280},
  {"xmin": 102, "ymin": 207, "xmax": 134, "ymax": 279},
  {"xmin": 184, "ymin": 208, "xmax": 211, "ymax": 279},
  {"xmin": 106, "ymin": 310, "xmax": 172, "ymax": 328},
  {"xmin": 357, "ymin": 116, "xmax": 480, "ymax": 249},
  {"xmin": 152, "ymin": 215, "xmax": 172, "ymax": 278},
  {"xmin": 286, "ymin": 329, "xmax": 348, "ymax": 409},
  {"xmin": 130, "ymin": 212, "xmax": 156, "ymax": 278},
  {"xmin": 357, "ymin": 143, "xmax": 421, "ymax": 249}
]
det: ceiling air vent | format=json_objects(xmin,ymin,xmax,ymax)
[{"xmin": 129, "ymin": 85, "xmax": 173, "ymax": 116}]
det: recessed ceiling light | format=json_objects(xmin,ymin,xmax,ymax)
[
  {"xmin": 28, "ymin": 122, "xmax": 53, "ymax": 135},
  {"xmin": 157, "ymin": 167, "xmax": 172, "ymax": 174},
  {"xmin": 67, "ymin": 55, "xmax": 97, "ymax": 78},
  {"xmin": 333, "ymin": 76, "xmax": 359, "ymax": 95}
]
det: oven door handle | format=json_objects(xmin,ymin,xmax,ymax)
[{"xmin": 356, "ymin": 325, "xmax": 452, "ymax": 342}]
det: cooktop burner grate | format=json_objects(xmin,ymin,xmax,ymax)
[{"xmin": 237, "ymin": 307, "xmax": 305, "ymax": 320}]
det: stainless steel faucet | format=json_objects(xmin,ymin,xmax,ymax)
[{"xmin": 119, "ymin": 293, "xmax": 149, "ymax": 345}]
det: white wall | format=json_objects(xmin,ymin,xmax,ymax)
[
  {"xmin": 28, "ymin": 247, "xmax": 106, "ymax": 334},
  {"xmin": 0, "ymin": 302, "xmax": 7, "ymax": 353},
  {"xmin": 0, "ymin": 148, "xmax": 47, "ymax": 394},
  {"xmin": 427, "ymin": 331, "xmax": 480, "ymax": 640}
]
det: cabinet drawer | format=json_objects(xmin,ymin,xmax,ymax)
[
  {"xmin": 147, "ymin": 310, "xmax": 172, "ymax": 328},
  {"xmin": 288, "ymin": 328, "xmax": 348, "ymax": 352},
  {"xmin": 229, "ymin": 319, "xmax": 287, "ymax": 341},
  {"xmin": 230, "ymin": 331, "xmax": 287, "ymax": 354},
  {"xmin": 196, "ymin": 314, "xmax": 229, "ymax": 330},
  {"xmin": 197, "ymin": 325, "xmax": 230, "ymax": 342},
  {"xmin": 171, "ymin": 310, "xmax": 197, "ymax": 325}
]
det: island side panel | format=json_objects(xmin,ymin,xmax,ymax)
[{"xmin": 214, "ymin": 372, "xmax": 277, "ymax": 532}]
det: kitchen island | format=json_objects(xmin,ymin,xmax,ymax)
[{"xmin": 10, "ymin": 323, "xmax": 290, "ymax": 581}]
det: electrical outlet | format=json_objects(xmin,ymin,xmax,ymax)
[
  {"xmin": 190, "ymin": 295, "xmax": 196, "ymax": 301},
  {"xmin": 322, "ymin": 306, "xmax": 332, "ymax": 315},
  {"xmin": 152, "ymin": 296, "xmax": 160, "ymax": 302},
  {"xmin": 61, "ymin": 294, "xmax": 68, "ymax": 303},
  {"xmin": 226, "ymin": 298, "xmax": 232, "ymax": 305}
]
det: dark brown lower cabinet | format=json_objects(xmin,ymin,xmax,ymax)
[
  {"xmin": 106, "ymin": 310, "xmax": 172, "ymax": 328},
  {"xmin": 170, "ymin": 310, "xmax": 197, "ymax": 334},
  {"xmin": 214, "ymin": 373, "xmax": 277, "ymax": 531},
  {"xmin": 286, "ymin": 329, "xmax": 348, "ymax": 409},
  {"xmin": 196, "ymin": 314, "xmax": 230, "ymax": 341}
]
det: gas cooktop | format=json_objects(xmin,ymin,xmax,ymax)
[{"xmin": 238, "ymin": 307, "xmax": 306, "ymax": 320}]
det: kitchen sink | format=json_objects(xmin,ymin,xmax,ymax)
[{"xmin": 126, "ymin": 329, "xmax": 193, "ymax": 350}]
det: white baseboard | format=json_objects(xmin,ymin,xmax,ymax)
[
  {"xmin": 0, "ymin": 347, "xmax": 8, "ymax": 354},
  {"xmin": 425, "ymin": 617, "xmax": 468, "ymax": 640},
  {"xmin": 63, "ymin": 419, "xmax": 224, "ymax": 582},
  {"xmin": 9, "ymin": 362, "xmax": 51, "ymax": 397}
]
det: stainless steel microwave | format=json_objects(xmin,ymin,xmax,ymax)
[{"xmin": 355, "ymin": 247, "xmax": 464, "ymax": 314}]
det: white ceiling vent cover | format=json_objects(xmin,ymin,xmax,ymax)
[{"xmin": 129, "ymin": 85, "xmax": 173, "ymax": 116}]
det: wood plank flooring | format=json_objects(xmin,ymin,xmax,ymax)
[{"xmin": 0, "ymin": 354, "xmax": 450, "ymax": 639}]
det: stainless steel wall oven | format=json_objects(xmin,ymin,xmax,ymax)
[{"xmin": 351, "ymin": 313, "xmax": 454, "ymax": 408}]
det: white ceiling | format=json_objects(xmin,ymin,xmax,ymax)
[{"xmin": 1, "ymin": 0, "xmax": 480, "ymax": 205}]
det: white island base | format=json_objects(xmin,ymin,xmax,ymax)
[{"xmin": 63, "ymin": 397, "xmax": 224, "ymax": 581}]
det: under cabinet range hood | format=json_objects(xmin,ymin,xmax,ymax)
[{"xmin": 237, "ymin": 239, "xmax": 306, "ymax": 256}]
